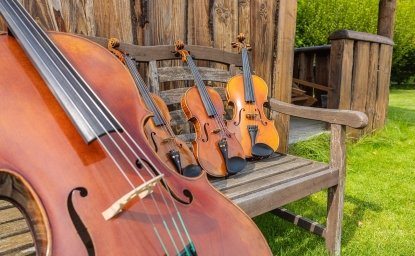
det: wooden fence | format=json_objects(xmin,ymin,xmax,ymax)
[{"xmin": 293, "ymin": 30, "xmax": 394, "ymax": 137}]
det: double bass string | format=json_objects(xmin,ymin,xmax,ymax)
[{"xmin": 2, "ymin": 1, "xmax": 193, "ymax": 254}]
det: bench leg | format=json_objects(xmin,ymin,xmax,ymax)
[{"xmin": 326, "ymin": 124, "xmax": 346, "ymax": 256}]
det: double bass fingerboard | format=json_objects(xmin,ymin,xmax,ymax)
[{"xmin": 0, "ymin": 0, "xmax": 121, "ymax": 143}]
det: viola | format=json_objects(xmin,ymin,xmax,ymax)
[
  {"xmin": 0, "ymin": 1, "xmax": 271, "ymax": 255},
  {"xmin": 107, "ymin": 38, "xmax": 202, "ymax": 178},
  {"xmin": 226, "ymin": 34, "xmax": 279, "ymax": 158},
  {"xmin": 174, "ymin": 41, "xmax": 246, "ymax": 177}
]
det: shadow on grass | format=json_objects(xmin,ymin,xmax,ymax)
[
  {"xmin": 388, "ymin": 106, "xmax": 415, "ymax": 125},
  {"xmin": 254, "ymin": 193, "xmax": 382, "ymax": 255}
]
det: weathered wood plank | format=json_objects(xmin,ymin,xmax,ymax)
[
  {"xmin": 272, "ymin": 208, "xmax": 326, "ymax": 237},
  {"xmin": 350, "ymin": 41, "xmax": 370, "ymax": 138},
  {"xmin": 20, "ymin": 0, "xmax": 58, "ymax": 31},
  {"xmin": 159, "ymin": 86, "xmax": 227, "ymax": 106},
  {"xmin": 230, "ymin": 167, "xmax": 339, "ymax": 218},
  {"xmin": 238, "ymin": 0, "xmax": 250, "ymax": 43},
  {"xmin": 212, "ymin": 0, "xmax": 238, "ymax": 52},
  {"xmin": 272, "ymin": 0, "xmax": 297, "ymax": 153},
  {"xmin": 157, "ymin": 66, "xmax": 231, "ymax": 83},
  {"xmin": 365, "ymin": 43, "xmax": 380, "ymax": 133},
  {"xmin": 187, "ymin": 0, "xmax": 211, "ymax": 46},
  {"xmin": 329, "ymin": 30, "xmax": 394, "ymax": 45},
  {"xmin": 328, "ymin": 39, "xmax": 354, "ymax": 110},
  {"xmin": 373, "ymin": 44, "xmax": 393, "ymax": 129},
  {"xmin": 0, "ymin": 207, "xmax": 24, "ymax": 224},
  {"xmin": 222, "ymin": 163, "xmax": 330, "ymax": 199},
  {"xmin": 0, "ymin": 219, "xmax": 30, "ymax": 239},
  {"xmin": 60, "ymin": 0, "xmax": 96, "ymax": 35},
  {"xmin": 326, "ymin": 124, "xmax": 346, "ymax": 256},
  {"xmin": 0, "ymin": 232, "xmax": 34, "ymax": 255},
  {"xmin": 92, "ymin": 0, "xmax": 133, "ymax": 43},
  {"xmin": 212, "ymin": 155, "xmax": 312, "ymax": 190}
]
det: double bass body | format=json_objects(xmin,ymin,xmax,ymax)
[{"xmin": 0, "ymin": 29, "xmax": 271, "ymax": 256}]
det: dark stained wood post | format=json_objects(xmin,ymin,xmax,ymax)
[
  {"xmin": 377, "ymin": 0, "xmax": 397, "ymax": 39},
  {"xmin": 272, "ymin": 0, "xmax": 298, "ymax": 153}
]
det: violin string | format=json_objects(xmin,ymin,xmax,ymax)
[
  {"xmin": 242, "ymin": 47, "xmax": 257, "ymax": 151},
  {"xmin": 4, "ymin": 1, "xmax": 191, "ymax": 253},
  {"xmin": 186, "ymin": 55, "xmax": 228, "ymax": 140},
  {"xmin": 123, "ymin": 56, "xmax": 178, "ymax": 156}
]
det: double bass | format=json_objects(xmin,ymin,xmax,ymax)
[
  {"xmin": 226, "ymin": 34, "xmax": 279, "ymax": 158},
  {"xmin": 174, "ymin": 41, "xmax": 246, "ymax": 177},
  {"xmin": 107, "ymin": 38, "xmax": 202, "ymax": 178},
  {"xmin": 0, "ymin": 0, "xmax": 271, "ymax": 255}
]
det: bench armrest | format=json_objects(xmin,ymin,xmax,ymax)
[{"xmin": 268, "ymin": 98, "xmax": 368, "ymax": 129}]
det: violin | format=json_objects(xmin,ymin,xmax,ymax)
[
  {"xmin": 226, "ymin": 33, "xmax": 279, "ymax": 158},
  {"xmin": 107, "ymin": 38, "xmax": 202, "ymax": 178},
  {"xmin": 0, "ymin": 1, "xmax": 271, "ymax": 255},
  {"xmin": 174, "ymin": 41, "xmax": 246, "ymax": 177}
]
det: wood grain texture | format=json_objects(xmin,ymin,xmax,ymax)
[
  {"xmin": 326, "ymin": 124, "xmax": 346, "ymax": 256},
  {"xmin": 272, "ymin": 0, "xmax": 297, "ymax": 153},
  {"xmin": 268, "ymin": 98, "xmax": 368, "ymax": 129},
  {"xmin": 373, "ymin": 44, "xmax": 393, "ymax": 129},
  {"xmin": 329, "ymin": 29, "xmax": 394, "ymax": 45},
  {"xmin": 349, "ymin": 41, "xmax": 370, "ymax": 138},
  {"xmin": 60, "ymin": 0, "xmax": 96, "ymax": 35},
  {"xmin": 328, "ymin": 39, "xmax": 354, "ymax": 110},
  {"xmin": 187, "ymin": 0, "xmax": 211, "ymax": 46},
  {"xmin": 364, "ymin": 43, "xmax": 380, "ymax": 133}
]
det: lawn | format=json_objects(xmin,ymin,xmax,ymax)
[{"xmin": 255, "ymin": 89, "xmax": 415, "ymax": 255}]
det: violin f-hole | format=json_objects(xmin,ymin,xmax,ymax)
[{"xmin": 67, "ymin": 187, "xmax": 95, "ymax": 256}]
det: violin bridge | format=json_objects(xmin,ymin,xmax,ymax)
[
  {"xmin": 212, "ymin": 128, "xmax": 222, "ymax": 134},
  {"xmin": 245, "ymin": 113, "xmax": 258, "ymax": 120},
  {"xmin": 102, "ymin": 174, "xmax": 164, "ymax": 220},
  {"xmin": 162, "ymin": 137, "xmax": 175, "ymax": 143}
]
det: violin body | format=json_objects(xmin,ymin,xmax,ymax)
[
  {"xmin": 143, "ymin": 93, "xmax": 201, "ymax": 177},
  {"xmin": 226, "ymin": 74, "xmax": 279, "ymax": 158},
  {"xmin": 0, "ymin": 32, "xmax": 271, "ymax": 255},
  {"xmin": 181, "ymin": 86, "xmax": 246, "ymax": 177}
]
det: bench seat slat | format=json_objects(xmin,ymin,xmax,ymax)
[
  {"xmin": 0, "ymin": 219, "xmax": 31, "ymax": 239},
  {"xmin": 0, "ymin": 207, "xmax": 25, "ymax": 224},
  {"xmin": 229, "ymin": 166, "xmax": 339, "ymax": 217},
  {"xmin": 0, "ymin": 232, "xmax": 34, "ymax": 255},
  {"xmin": 221, "ymin": 162, "xmax": 330, "ymax": 199}
]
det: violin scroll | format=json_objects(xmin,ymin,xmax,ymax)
[
  {"xmin": 231, "ymin": 33, "xmax": 251, "ymax": 53},
  {"xmin": 108, "ymin": 37, "xmax": 126, "ymax": 64},
  {"xmin": 174, "ymin": 39, "xmax": 190, "ymax": 62}
]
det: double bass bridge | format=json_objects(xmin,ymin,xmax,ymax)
[{"xmin": 102, "ymin": 174, "xmax": 164, "ymax": 220}]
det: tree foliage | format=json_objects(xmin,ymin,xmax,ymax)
[{"xmin": 296, "ymin": 0, "xmax": 415, "ymax": 84}]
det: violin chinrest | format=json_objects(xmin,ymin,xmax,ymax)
[{"xmin": 252, "ymin": 143, "xmax": 275, "ymax": 159}]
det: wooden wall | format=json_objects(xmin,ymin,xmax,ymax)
[{"xmin": 0, "ymin": 0, "xmax": 297, "ymax": 152}]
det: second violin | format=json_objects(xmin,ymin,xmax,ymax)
[{"xmin": 174, "ymin": 41, "xmax": 246, "ymax": 177}]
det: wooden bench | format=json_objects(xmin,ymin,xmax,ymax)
[
  {"xmin": 88, "ymin": 38, "xmax": 367, "ymax": 255},
  {"xmin": 0, "ymin": 37, "xmax": 368, "ymax": 256}
]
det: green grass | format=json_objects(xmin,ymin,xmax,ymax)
[{"xmin": 254, "ymin": 89, "xmax": 415, "ymax": 255}]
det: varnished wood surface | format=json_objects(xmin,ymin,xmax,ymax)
[
  {"xmin": 226, "ymin": 75, "xmax": 279, "ymax": 157},
  {"xmin": 0, "ymin": 32, "xmax": 271, "ymax": 255},
  {"xmin": 181, "ymin": 86, "xmax": 246, "ymax": 177}
]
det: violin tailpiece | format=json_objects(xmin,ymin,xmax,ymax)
[{"xmin": 102, "ymin": 174, "xmax": 164, "ymax": 220}]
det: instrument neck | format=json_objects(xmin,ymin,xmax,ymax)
[
  {"xmin": 123, "ymin": 55, "xmax": 166, "ymax": 127},
  {"xmin": 185, "ymin": 55, "xmax": 218, "ymax": 117},
  {"xmin": 0, "ymin": 0, "xmax": 121, "ymax": 143},
  {"xmin": 242, "ymin": 48, "xmax": 255, "ymax": 103}
]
